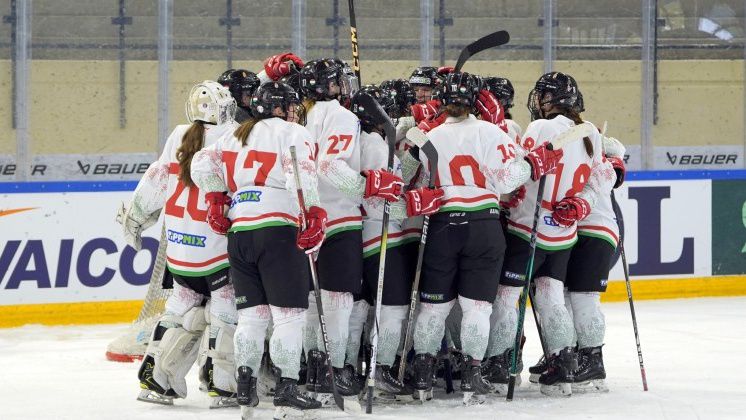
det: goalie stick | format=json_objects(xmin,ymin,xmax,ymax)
[{"xmin": 289, "ymin": 147, "xmax": 361, "ymax": 415}]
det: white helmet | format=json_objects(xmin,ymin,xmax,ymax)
[{"xmin": 185, "ymin": 80, "xmax": 237, "ymax": 125}]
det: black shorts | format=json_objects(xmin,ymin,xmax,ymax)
[
  {"xmin": 314, "ymin": 229, "xmax": 363, "ymax": 294},
  {"xmin": 228, "ymin": 226, "xmax": 310, "ymax": 310},
  {"xmin": 171, "ymin": 267, "xmax": 230, "ymax": 297},
  {"xmin": 419, "ymin": 209, "xmax": 505, "ymax": 304},
  {"xmin": 499, "ymin": 232, "xmax": 572, "ymax": 287},
  {"xmin": 359, "ymin": 242, "xmax": 416, "ymax": 306},
  {"xmin": 565, "ymin": 235, "xmax": 615, "ymax": 292}
]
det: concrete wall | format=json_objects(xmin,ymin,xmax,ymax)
[{"xmin": 0, "ymin": 59, "xmax": 742, "ymax": 156}]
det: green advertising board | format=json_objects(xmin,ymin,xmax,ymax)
[{"xmin": 712, "ymin": 180, "xmax": 746, "ymax": 275}]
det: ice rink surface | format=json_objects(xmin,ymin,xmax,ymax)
[{"xmin": 1, "ymin": 296, "xmax": 745, "ymax": 420}]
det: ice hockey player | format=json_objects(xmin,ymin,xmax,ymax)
[
  {"xmin": 498, "ymin": 71, "xmax": 614, "ymax": 397},
  {"xmin": 379, "ymin": 78, "xmax": 417, "ymax": 157},
  {"xmin": 118, "ymin": 80, "xmax": 239, "ymax": 407},
  {"xmin": 406, "ymin": 71, "xmax": 564, "ymax": 405},
  {"xmin": 190, "ymin": 81, "xmax": 324, "ymax": 418},
  {"xmin": 481, "ymin": 76, "xmax": 521, "ymax": 144},
  {"xmin": 298, "ymin": 58, "xmax": 404, "ymax": 404},
  {"xmin": 218, "ymin": 69, "xmax": 260, "ymax": 123}
]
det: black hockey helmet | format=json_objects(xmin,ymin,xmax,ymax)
[
  {"xmin": 409, "ymin": 66, "xmax": 440, "ymax": 88},
  {"xmin": 379, "ymin": 79, "xmax": 416, "ymax": 119},
  {"xmin": 250, "ymin": 81, "xmax": 304, "ymax": 124},
  {"xmin": 439, "ymin": 71, "xmax": 480, "ymax": 107},
  {"xmin": 527, "ymin": 71, "xmax": 582, "ymax": 120},
  {"xmin": 350, "ymin": 85, "xmax": 393, "ymax": 132},
  {"xmin": 279, "ymin": 70, "xmax": 303, "ymax": 100},
  {"xmin": 218, "ymin": 69, "xmax": 260, "ymax": 109},
  {"xmin": 482, "ymin": 76, "xmax": 515, "ymax": 109},
  {"xmin": 299, "ymin": 58, "xmax": 359, "ymax": 101}
]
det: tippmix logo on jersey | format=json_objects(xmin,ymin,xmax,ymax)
[
  {"xmin": 167, "ymin": 229, "xmax": 207, "ymax": 247},
  {"xmin": 231, "ymin": 190, "xmax": 262, "ymax": 207},
  {"xmin": 543, "ymin": 215, "xmax": 560, "ymax": 227}
]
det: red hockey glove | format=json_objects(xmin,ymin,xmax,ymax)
[
  {"xmin": 417, "ymin": 111, "xmax": 448, "ymax": 134},
  {"xmin": 411, "ymin": 99, "xmax": 441, "ymax": 123},
  {"xmin": 499, "ymin": 185, "xmax": 526, "ymax": 209},
  {"xmin": 363, "ymin": 169, "xmax": 404, "ymax": 202},
  {"xmin": 297, "ymin": 206, "xmax": 327, "ymax": 253},
  {"xmin": 406, "ymin": 187, "xmax": 445, "ymax": 217},
  {"xmin": 437, "ymin": 66, "xmax": 454, "ymax": 76},
  {"xmin": 607, "ymin": 155, "xmax": 626, "ymax": 188},
  {"xmin": 263, "ymin": 52, "xmax": 304, "ymax": 80},
  {"xmin": 205, "ymin": 191, "xmax": 232, "ymax": 235},
  {"xmin": 525, "ymin": 142, "xmax": 564, "ymax": 181},
  {"xmin": 475, "ymin": 89, "xmax": 506, "ymax": 129},
  {"xmin": 552, "ymin": 196, "xmax": 591, "ymax": 227}
]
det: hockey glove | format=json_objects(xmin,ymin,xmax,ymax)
[
  {"xmin": 363, "ymin": 169, "xmax": 404, "ymax": 202},
  {"xmin": 411, "ymin": 99, "xmax": 441, "ymax": 123},
  {"xmin": 406, "ymin": 187, "xmax": 445, "ymax": 217},
  {"xmin": 475, "ymin": 90, "xmax": 507, "ymax": 132},
  {"xmin": 205, "ymin": 191, "xmax": 232, "ymax": 235},
  {"xmin": 607, "ymin": 155, "xmax": 626, "ymax": 188},
  {"xmin": 263, "ymin": 52, "xmax": 304, "ymax": 80},
  {"xmin": 437, "ymin": 66, "xmax": 454, "ymax": 76},
  {"xmin": 297, "ymin": 206, "xmax": 328, "ymax": 254},
  {"xmin": 525, "ymin": 142, "xmax": 564, "ymax": 181},
  {"xmin": 552, "ymin": 196, "xmax": 591, "ymax": 227},
  {"xmin": 417, "ymin": 111, "xmax": 448, "ymax": 134},
  {"xmin": 116, "ymin": 202, "xmax": 160, "ymax": 251},
  {"xmin": 499, "ymin": 185, "xmax": 526, "ymax": 209}
]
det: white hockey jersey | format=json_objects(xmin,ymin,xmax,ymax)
[
  {"xmin": 417, "ymin": 114, "xmax": 531, "ymax": 213},
  {"xmin": 190, "ymin": 118, "xmax": 320, "ymax": 233},
  {"xmin": 305, "ymin": 99, "xmax": 364, "ymax": 237},
  {"xmin": 507, "ymin": 115, "xmax": 615, "ymax": 251},
  {"xmin": 505, "ymin": 119, "xmax": 523, "ymax": 146},
  {"xmin": 131, "ymin": 122, "xmax": 237, "ymax": 276}
]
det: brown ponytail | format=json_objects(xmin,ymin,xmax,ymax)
[
  {"xmin": 567, "ymin": 111, "xmax": 593, "ymax": 158},
  {"xmin": 234, "ymin": 117, "xmax": 260, "ymax": 146},
  {"xmin": 302, "ymin": 98, "xmax": 316, "ymax": 117},
  {"xmin": 445, "ymin": 103, "xmax": 469, "ymax": 118},
  {"xmin": 176, "ymin": 121, "xmax": 205, "ymax": 187}
]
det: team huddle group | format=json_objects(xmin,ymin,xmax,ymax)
[{"xmin": 118, "ymin": 51, "xmax": 627, "ymax": 417}]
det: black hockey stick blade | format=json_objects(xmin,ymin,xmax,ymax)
[{"xmin": 454, "ymin": 30, "xmax": 510, "ymax": 72}]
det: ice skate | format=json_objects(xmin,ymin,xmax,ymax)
[
  {"xmin": 369, "ymin": 364, "xmax": 415, "ymax": 403},
  {"xmin": 237, "ymin": 366, "xmax": 260, "ymax": 407},
  {"xmin": 572, "ymin": 346, "xmax": 609, "ymax": 393},
  {"xmin": 208, "ymin": 387, "xmax": 238, "ymax": 409},
  {"xmin": 137, "ymin": 355, "xmax": 176, "ymax": 405},
  {"xmin": 268, "ymin": 377, "xmax": 323, "ymax": 419},
  {"xmin": 528, "ymin": 355, "xmax": 547, "ymax": 384},
  {"xmin": 484, "ymin": 348, "xmax": 522, "ymax": 394},
  {"xmin": 412, "ymin": 353, "xmax": 436, "ymax": 403},
  {"xmin": 539, "ymin": 347, "xmax": 577, "ymax": 397},
  {"xmin": 460, "ymin": 356, "xmax": 493, "ymax": 405}
]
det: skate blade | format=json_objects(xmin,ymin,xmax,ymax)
[
  {"xmin": 540, "ymin": 382, "xmax": 572, "ymax": 397},
  {"xmin": 373, "ymin": 388, "xmax": 415, "ymax": 403},
  {"xmin": 209, "ymin": 396, "xmax": 239, "ymax": 409},
  {"xmin": 529, "ymin": 373, "xmax": 541, "ymax": 384},
  {"xmin": 414, "ymin": 389, "xmax": 434, "ymax": 403},
  {"xmin": 136, "ymin": 389, "xmax": 174, "ymax": 405},
  {"xmin": 314, "ymin": 393, "xmax": 363, "ymax": 414},
  {"xmin": 572, "ymin": 379, "xmax": 609, "ymax": 393},
  {"xmin": 462, "ymin": 391, "xmax": 486, "ymax": 406}
]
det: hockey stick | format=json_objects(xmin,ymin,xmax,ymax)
[
  {"xmin": 347, "ymin": 0, "xmax": 361, "ymax": 81},
  {"xmin": 289, "ymin": 146, "xmax": 346, "ymax": 413},
  {"xmin": 611, "ymin": 191, "xmax": 648, "ymax": 391},
  {"xmin": 353, "ymin": 93, "xmax": 398, "ymax": 414},
  {"xmin": 454, "ymin": 30, "xmax": 510, "ymax": 72},
  {"xmin": 397, "ymin": 128, "xmax": 439, "ymax": 383},
  {"xmin": 527, "ymin": 285, "xmax": 550, "ymax": 369},
  {"xmin": 506, "ymin": 151, "xmax": 550, "ymax": 401}
]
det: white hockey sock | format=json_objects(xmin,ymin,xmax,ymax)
[
  {"xmin": 269, "ymin": 305, "xmax": 306, "ymax": 380},
  {"xmin": 317, "ymin": 290, "xmax": 353, "ymax": 369},
  {"xmin": 304, "ymin": 292, "xmax": 319, "ymax": 357},
  {"xmin": 486, "ymin": 285, "xmax": 522, "ymax": 359},
  {"xmin": 413, "ymin": 300, "xmax": 455, "ymax": 356},
  {"xmin": 564, "ymin": 287, "xmax": 577, "ymax": 346},
  {"xmin": 345, "ymin": 300, "xmax": 370, "ymax": 367},
  {"xmin": 445, "ymin": 300, "xmax": 463, "ymax": 350},
  {"xmin": 164, "ymin": 281, "xmax": 204, "ymax": 316},
  {"xmin": 459, "ymin": 296, "xmax": 492, "ymax": 360},
  {"xmin": 534, "ymin": 277, "xmax": 575, "ymax": 355},
  {"xmin": 235, "ymin": 305, "xmax": 271, "ymax": 377},
  {"xmin": 570, "ymin": 292, "xmax": 605, "ymax": 349},
  {"xmin": 373, "ymin": 304, "xmax": 408, "ymax": 366}
]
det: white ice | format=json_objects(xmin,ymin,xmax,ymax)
[{"xmin": 1, "ymin": 297, "xmax": 745, "ymax": 419}]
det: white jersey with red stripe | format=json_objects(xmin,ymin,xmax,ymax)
[
  {"xmin": 417, "ymin": 114, "xmax": 531, "ymax": 213},
  {"xmin": 507, "ymin": 115, "xmax": 614, "ymax": 251},
  {"xmin": 131, "ymin": 122, "xmax": 237, "ymax": 276},
  {"xmin": 305, "ymin": 99, "xmax": 364, "ymax": 237},
  {"xmin": 505, "ymin": 119, "xmax": 523, "ymax": 146},
  {"xmin": 190, "ymin": 117, "xmax": 320, "ymax": 234}
]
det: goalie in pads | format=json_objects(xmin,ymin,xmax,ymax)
[{"xmin": 118, "ymin": 81, "xmax": 240, "ymax": 407}]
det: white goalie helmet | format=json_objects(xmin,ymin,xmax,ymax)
[{"xmin": 185, "ymin": 80, "xmax": 237, "ymax": 125}]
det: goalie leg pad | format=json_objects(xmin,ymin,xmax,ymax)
[
  {"xmin": 269, "ymin": 305, "xmax": 306, "ymax": 380},
  {"xmin": 209, "ymin": 318, "xmax": 238, "ymax": 393},
  {"xmin": 486, "ymin": 285, "xmax": 521, "ymax": 359},
  {"xmin": 155, "ymin": 306, "xmax": 207, "ymax": 398},
  {"xmin": 569, "ymin": 292, "xmax": 605, "ymax": 349},
  {"xmin": 534, "ymin": 277, "xmax": 575, "ymax": 355},
  {"xmin": 345, "ymin": 299, "xmax": 370, "ymax": 367},
  {"xmin": 235, "ymin": 305, "xmax": 270, "ymax": 378},
  {"xmin": 413, "ymin": 299, "xmax": 455, "ymax": 356},
  {"xmin": 458, "ymin": 295, "xmax": 492, "ymax": 360}
]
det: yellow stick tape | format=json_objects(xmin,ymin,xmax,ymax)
[{"xmin": 1, "ymin": 276, "xmax": 745, "ymax": 328}]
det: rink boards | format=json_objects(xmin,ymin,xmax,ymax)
[{"xmin": 1, "ymin": 171, "xmax": 745, "ymax": 327}]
